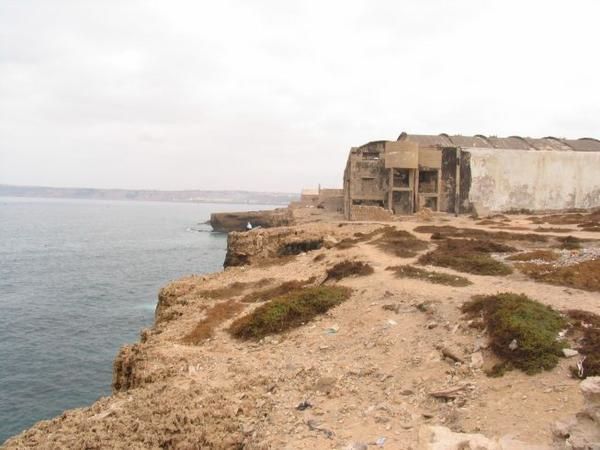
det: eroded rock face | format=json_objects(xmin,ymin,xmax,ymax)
[
  {"xmin": 112, "ymin": 344, "xmax": 146, "ymax": 392},
  {"xmin": 209, "ymin": 208, "xmax": 293, "ymax": 233},
  {"xmin": 224, "ymin": 225, "xmax": 329, "ymax": 267}
]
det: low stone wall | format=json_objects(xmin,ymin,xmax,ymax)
[
  {"xmin": 349, "ymin": 205, "xmax": 394, "ymax": 221},
  {"xmin": 319, "ymin": 196, "xmax": 344, "ymax": 212}
]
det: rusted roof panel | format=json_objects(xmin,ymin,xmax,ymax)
[
  {"xmin": 395, "ymin": 132, "xmax": 600, "ymax": 152},
  {"xmin": 562, "ymin": 138, "xmax": 600, "ymax": 152},
  {"xmin": 447, "ymin": 135, "xmax": 492, "ymax": 148},
  {"xmin": 397, "ymin": 132, "xmax": 453, "ymax": 147},
  {"xmin": 488, "ymin": 136, "xmax": 532, "ymax": 150}
]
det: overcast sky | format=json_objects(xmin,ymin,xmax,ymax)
[{"xmin": 1, "ymin": 0, "xmax": 599, "ymax": 192}]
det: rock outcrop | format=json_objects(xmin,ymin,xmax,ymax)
[
  {"xmin": 553, "ymin": 376, "xmax": 600, "ymax": 449},
  {"xmin": 209, "ymin": 208, "xmax": 293, "ymax": 233},
  {"xmin": 223, "ymin": 222, "xmax": 373, "ymax": 267}
]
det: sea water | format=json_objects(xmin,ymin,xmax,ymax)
[{"xmin": 0, "ymin": 197, "xmax": 276, "ymax": 442}]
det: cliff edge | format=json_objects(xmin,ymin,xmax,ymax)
[{"xmin": 3, "ymin": 210, "xmax": 600, "ymax": 449}]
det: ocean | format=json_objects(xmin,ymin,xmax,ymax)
[{"xmin": 0, "ymin": 197, "xmax": 276, "ymax": 443}]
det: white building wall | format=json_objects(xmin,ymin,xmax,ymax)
[{"xmin": 467, "ymin": 148, "xmax": 600, "ymax": 211}]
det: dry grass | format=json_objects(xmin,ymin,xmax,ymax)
[
  {"xmin": 241, "ymin": 278, "xmax": 316, "ymax": 303},
  {"xmin": 418, "ymin": 238, "xmax": 515, "ymax": 276},
  {"xmin": 371, "ymin": 228, "xmax": 429, "ymax": 258},
  {"xmin": 197, "ymin": 278, "xmax": 274, "ymax": 299},
  {"xmin": 534, "ymin": 227, "xmax": 574, "ymax": 233},
  {"xmin": 515, "ymin": 259, "xmax": 600, "ymax": 292},
  {"xmin": 566, "ymin": 309, "xmax": 600, "ymax": 378},
  {"xmin": 386, "ymin": 265, "xmax": 472, "ymax": 287},
  {"xmin": 182, "ymin": 300, "xmax": 246, "ymax": 345},
  {"xmin": 507, "ymin": 250, "xmax": 560, "ymax": 262},
  {"xmin": 414, "ymin": 225, "xmax": 548, "ymax": 243},
  {"xmin": 529, "ymin": 210, "xmax": 600, "ymax": 226},
  {"xmin": 278, "ymin": 240, "xmax": 323, "ymax": 256},
  {"xmin": 326, "ymin": 260, "xmax": 374, "ymax": 281},
  {"xmin": 229, "ymin": 286, "xmax": 352, "ymax": 340},
  {"xmin": 462, "ymin": 293, "xmax": 566, "ymax": 375},
  {"xmin": 335, "ymin": 226, "xmax": 391, "ymax": 250},
  {"xmin": 554, "ymin": 235, "xmax": 583, "ymax": 250}
]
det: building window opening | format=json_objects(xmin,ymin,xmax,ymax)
[
  {"xmin": 393, "ymin": 169, "xmax": 410, "ymax": 188},
  {"xmin": 362, "ymin": 151, "xmax": 380, "ymax": 160},
  {"xmin": 418, "ymin": 170, "xmax": 438, "ymax": 193}
]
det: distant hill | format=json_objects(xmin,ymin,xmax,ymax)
[{"xmin": 0, "ymin": 184, "xmax": 298, "ymax": 205}]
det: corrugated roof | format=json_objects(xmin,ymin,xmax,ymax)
[{"xmin": 396, "ymin": 132, "xmax": 600, "ymax": 152}]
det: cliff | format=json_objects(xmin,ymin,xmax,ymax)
[
  {"xmin": 209, "ymin": 208, "xmax": 293, "ymax": 233},
  {"xmin": 4, "ymin": 210, "xmax": 600, "ymax": 449}
]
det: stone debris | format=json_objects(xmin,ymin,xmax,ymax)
[
  {"xmin": 470, "ymin": 352, "xmax": 484, "ymax": 369},
  {"xmin": 562, "ymin": 348, "xmax": 579, "ymax": 358},
  {"xmin": 417, "ymin": 425, "xmax": 549, "ymax": 449}
]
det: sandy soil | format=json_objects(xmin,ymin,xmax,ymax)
[{"xmin": 3, "ymin": 209, "xmax": 599, "ymax": 449}]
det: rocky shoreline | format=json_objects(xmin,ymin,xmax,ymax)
[{"xmin": 3, "ymin": 209, "xmax": 600, "ymax": 449}]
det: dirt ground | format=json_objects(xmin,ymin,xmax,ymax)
[{"xmin": 3, "ymin": 208, "xmax": 599, "ymax": 449}]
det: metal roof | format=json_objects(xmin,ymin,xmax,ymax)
[{"xmin": 396, "ymin": 132, "xmax": 600, "ymax": 152}]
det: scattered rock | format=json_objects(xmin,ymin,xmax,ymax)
[
  {"xmin": 382, "ymin": 304, "xmax": 401, "ymax": 313},
  {"xmin": 345, "ymin": 443, "xmax": 368, "ymax": 450},
  {"xmin": 440, "ymin": 346, "xmax": 464, "ymax": 363},
  {"xmin": 508, "ymin": 339, "xmax": 518, "ymax": 351},
  {"xmin": 313, "ymin": 377, "xmax": 336, "ymax": 394},
  {"xmin": 562, "ymin": 348, "xmax": 579, "ymax": 358},
  {"xmin": 470, "ymin": 352, "xmax": 484, "ymax": 369},
  {"xmin": 427, "ymin": 321, "xmax": 439, "ymax": 329}
]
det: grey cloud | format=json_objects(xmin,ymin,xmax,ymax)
[{"xmin": 1, "ymin": 0, "xmax": 599, "ymax": 192}]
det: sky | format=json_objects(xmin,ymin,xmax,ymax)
[{"xmin": 1, "ymin": 0, "xmax": 599, "ymax": 193}]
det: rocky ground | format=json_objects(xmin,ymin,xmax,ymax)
[{"xmin": 3, "ymin": 208, "xmax": 600, "ymax": 449}]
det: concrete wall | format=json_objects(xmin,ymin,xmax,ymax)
[
  {"xmin": 349, "ymin": 205, "xmax": 394, "ymax": 221},
  {"xmin": 467, "ymin": 148, "xmax": 600, "ymax": 212}
]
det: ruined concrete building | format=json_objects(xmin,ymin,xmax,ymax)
[{"xmin": 343, "ymin": 132, "xmax": 600, "ymax": 220}]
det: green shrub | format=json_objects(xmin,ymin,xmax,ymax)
[
  {"xmin": 462, "ymin": 293, "xmax": 566, "ymax": 375},
  {"xmin": 418, "ymin": 239, "xmax": 514, "ymax": 276},
  {"xmin": 326, "ymin": 260, "xmax": 374, "ymax": 281},
  {"xmin": 229, "ymin": 286, "xmax": 351, "ymax": 340}
]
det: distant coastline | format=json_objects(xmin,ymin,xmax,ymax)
[{"xmin": 0, "ymin": 184, "xmax": 298, "ymax": 206}]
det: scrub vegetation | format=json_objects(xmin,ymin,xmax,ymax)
[
  {"xmin": 229, "ymin": 286, "xmax": 352, "ymax": 340},
  {"xmin": 418, "ymin": 238, "xmax": 515, "ymax": 276},
  {"xmin": 516, "ymin": 259, "xmax": 600, "ymax": 292},
  {"xmin": 566, "ymin": 309, "xmax": 600, "ymax": 379},
  {"xmin": 386, "ymin": 265, "xmax": 472, "ymax": 287},
  {"xmin": 371, "ymin": 228, "xmax": 429, "ymax": 258},
  {"xmin": 325, "ymin": 260, "xmax": 374, "ymax": 281},
  {"xmin": 507, "ymin": 250, "xmax": 560, "ymax": 262},
  {"xmin": 462, "ymin": 293, "xmax": 566, "ymax": 376}
]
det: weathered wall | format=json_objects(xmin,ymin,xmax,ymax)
[
  {"xmin": 467, "ymin": 148, "xmax": 600, "ymax": 212},
  {"xmin": 349, "ymin": 205, "xmax": 394, "ymax": 221}
]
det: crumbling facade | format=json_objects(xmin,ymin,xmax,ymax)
[{"xmin": 343, "ymin": 132, "xmax": 600, "ymax": 219}]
